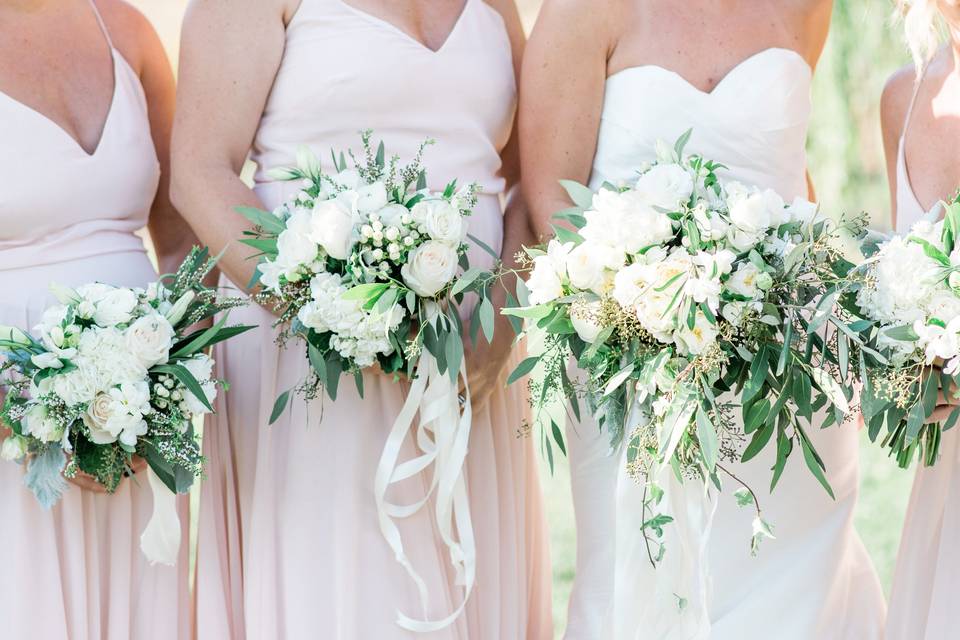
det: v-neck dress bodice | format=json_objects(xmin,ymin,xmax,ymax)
[
  {"xmin": 565, "ymin": 48, "xmax": 885, "ymax": 640},
  {"xmin": 0, "ymin": 49, "xmax": 159, "ymax": 272},
  {"xmin": 0, "ymin": 4, "xmax": 187, "ymax": 639}
]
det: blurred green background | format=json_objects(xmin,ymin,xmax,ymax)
[{"xmin": 133, "ymin": 1, "xmax": 914, "ymax": 636}]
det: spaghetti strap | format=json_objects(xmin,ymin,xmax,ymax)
[{"xmin": 87, "ymin": 0, "xmax": 115, "ymax": 50}]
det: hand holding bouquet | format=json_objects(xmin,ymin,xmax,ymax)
[
  {"xmin": 852, "ymin": 192, "xmax": 960, "ymax": 467},
  {"xmin": 0, "ymin": 248, "xmax": 251, "ymax": 564}
]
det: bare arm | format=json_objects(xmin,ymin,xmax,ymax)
[
  {"xmin": 880, "ymin": 66, "xmax": 914, "ymax": 230},
  {"xmin": 170, "ymin": 0, "xmax": 296, "ymax": 291},
  {"xmin": 520, "ymin": 0, "xmax": 617, "ymax": 239}
]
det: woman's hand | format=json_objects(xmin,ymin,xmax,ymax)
[
  {"xmin": 924, "ymin": 368, "xmax": 960, "ymax": 424},
  {"xmin": 66, "ymin": 456, "xmax": 148, "ymax": 493}
]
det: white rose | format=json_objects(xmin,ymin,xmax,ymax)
[
  {"xmin": 309, "ymin": 199, "xmax": 357, "ymax": 261},
  {"xmin": 675, "ymin": 310, "xmax": 720, "ymax": 356},
  {"xmin": 125, "ymin": 314, "xmax": 175, "ymax": 370},
  {"xmin": 84, "ymin": 392, "xmax": 122, "ymax": 444},
  {"xmin": 727, "ymin": 184, "xmax": 773, "ymax": 234},
  {"xmin": 785, "ymin": 197, "xmax": 818, "ymax": 224},
  {"xmin": 22, "ymin": 405, "xmax": 64, "ymax": 443},
  {"xmin": 570, "ymin": 301, "xmax": 604, "ymax": 343},
  {"xmin": 413, "ymin": 200, "xmax": 466, "ymax": 246},
  {"xmin": 356, "ymin": 181, "xmax": 388, "ymax": 214},
  {"xmin": 401, "ymin": 241, "xmax": 460, "ymax": 297},
  {"xmin": 634, "ymin": 163, "xmax": 694, "ymax": 211},
  {"xmin": 276, "ymin": 223, "xmax": 319, "ymax": 271},
  {"xmin": 565, "ymin": 241, "xmax": 624, "ymax": 294},
  {"xmin": 181, "ymin": 355, "xmax": 218, "ymax": 416},
  {"xmin": 92, "ymin": 287, "xmax": 139, "ymax": 327},
  {"xmin": 0, "ymin": 435, "xmax": 27, "ymax": 461}
]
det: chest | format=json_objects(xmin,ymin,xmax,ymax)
[
  {"xmin": 0, "ymin": 14, "xmax": 115, "ymax": 155},
  {"xmin": 337, "ymin": 0, "xmax": 469, "ymax": 52},
  {"xmin": 608, "ymin": 2, "xmax": 799, "ymax": 91},
  {"xmin": 904, "ymin": 72, "xmax": 960, "ymax": 210}
]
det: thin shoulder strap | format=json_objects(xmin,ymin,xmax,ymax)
[
  {"xmin": 87, "ymin": 0, "xmax": 115, "ymax": 50},
  {"xmin": 902, "ymin": 64, "xmax": 929, "ymax": 140}
]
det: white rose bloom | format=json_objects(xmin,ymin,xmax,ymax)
[
  {"xmin": 356, "ymin": 181, "xmax": 389, "ymax": 214},
  {"xmin": 378, "ymin": 204, "xmax": 409, "ymax": 228},
  {"xmin": 309, "ymin": 199, "xmax": 357, "ymax": 261},
  {"xmin": 413, "ymin": 199, "xmax": 466, "ymax": 246},
  {"xmin": 760, "ymin": 189, "xmax": 787, "ymax": 227},
  {"xmin": 125, "ymin": 314, "xmax": 175, "ymax": 370},
  {"xmin": 675, "ymin": 310, "xmax": 720, "ymax": 356},
  {"xmin": 0, "ymin": 435, "xmax": 27, "ymax": 462},
  {"xmin": 91, "ymin": 287, "xmax": 139, "ymax": 327},
  {"xmin": 857, "ymin": 237, "xmax": 942, "ymax": 326},
  {"xmin": 276, "ymin": 224, "xmax": 319, "ymax": 272},
  {"xmin": 727, "ymin": 183, "xmax": 773, "ymax": 236},
  {"xmin": 181, "ymin": 355, "xmax": 218, "ymax": 416},
  {"xmin": 565, "ymin": 241, "xmax": 624, "ymax": 294},
  {"xmin": 401, "ymin": 241, "xmax": 460, "ymax": 297},
  {"xmin": 84, "ymin": 392, "xmax": 122, "ymax": 444},
  {"xmin": 614, "ymin": 251, "xmax": 692, "ymax": 340},
  {"xmin": 570, "ymin": 301, "xmax": 604, "ymax": 343},
  {"xmin": 23, "ymin": 405, "xmax": 64, "ymax": 443},
  {"xmin": 634, "ymin": 163, "xmax": 694, "ymax": 211}
]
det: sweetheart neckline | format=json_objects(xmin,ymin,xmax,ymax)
[{"xmin": 605, "ymin": 47, "xmax": 812, "ymax": 97}]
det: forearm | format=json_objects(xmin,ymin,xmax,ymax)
[{"xmin": 170, "ymin": 164, "xmax": 265, "ymax": 292}]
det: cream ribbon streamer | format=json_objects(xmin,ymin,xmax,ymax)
[
  {"xmin": 374, "ymin": 304, "xmax": 475, "ymax": 632},
  {"xmin": 140, "ymin": 467, "xmax": 182, "ymax": 566}
]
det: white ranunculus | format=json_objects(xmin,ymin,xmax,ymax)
[
  {"xmin": 309, "ymin": 199, "xmax": 357, "ymax": 261},
  {"xmin": 675, "ymin": 310, "xmax": 720, "ymax": 356},
  {"xmin": 414, "ymin": 199, "xmax": 466, "ymax": 246},
  {"xmin": 565, "ymin": 241, "xmax": 624, "ymax": 294},
  {"xmin": 634, "ymin": 163, "xmax": 694, "ymax": 212},
  {"xmin": 181, "ymin": 354, "xmax": 218, "ymax": 416},
  {"xmin": 84, "ymin": 392, "xmax": 121, "ymax": 444},
  {"xmin": 23, "ymin": 405, "xmax": 64, "ymax": 443},
  {"xmin": 125, "ymin": 314, "xmax": 175, "ymax": 370},
  {"xmin": 726, "ymin": 263, "xmax": 763, "ymax": 299},
  {"xmin": 0, "ymin": 435, "xmax": 27, "ymax": 461},
  {"xmin": 356, "ymin": 181, "xmax": 388, "ymax": 214},
  {"xmin": 401, "ymin": 241, "xmax": 459, "ymax": 297},
  {"xmin": 570, "ymin": 301, "xmax": 604, "ymax": 343},
  {"xmin": 91, "ymin": 287, "xmax": 139, "ymax": 327}
]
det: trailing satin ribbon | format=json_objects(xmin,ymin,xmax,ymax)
[
  {"xmin": 140, "ymin": 467, "xmax": 181, "ymax": 566},
  {"xmin": 374, "ymin": 304, "xmax": 475, "ymax": 632}
]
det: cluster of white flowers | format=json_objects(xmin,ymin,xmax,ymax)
[
  {"xmin": 856, "ymin": 219, "xmax": 960, "ymax": 371},
  {"xmin": 3, "ymin": 282, "xmax": 216, "ymax": 459},
  {"xmin": 255, "ymin": 154, "xmax": 472, "ymax": 372},
  {"xmin": 525, "ymin": 149, "xmax": 817, "ymax": 357}
]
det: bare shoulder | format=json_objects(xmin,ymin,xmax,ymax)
[
  {"xmin": 881, "ymin": 64, "xmax": 917, "ymax": 140},
  {"xmin": 530, "ymin": 0, "xmax": 624, "ymax": 54},
  {"xmin": 91, "ymin": 0, "xmax": 165, "ymax": 75}
]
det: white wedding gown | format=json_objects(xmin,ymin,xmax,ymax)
[{"xmin": 563, "ymin": 48, "xmax": 886, "ymax": 640}]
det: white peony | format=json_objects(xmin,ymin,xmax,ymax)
[
  {"xmin": 413, "ymin": 199, "xmax": 466, "ymax": 246},
  {"xmin": 675, "ymin": 310, "xmax": 720, "ymax": 356},
  {"xmin": 565, "ymin": 241, "xmax": 624, "ymax": 294},
  {"xmin": 85, "ymin": 286, "xmax": 139, "ymax": 327},
  {"xmin": 581, "ymin": 188, "xmax": 675, "ymax": 254},
  {"xmin": 634, "ymin": 163, "xmax": 694, "ymax": 212},
  {"xmin": 356, "ymin": 181, "xmax": 388, "ymax": 214},
  {"xmin": 785, "ymin": 197, "xmax": 818, "ymax": 224},
  {"xmin": 276, "ymin": 223, "xmax": 319, "ymax": 273},
  {"xmin": 309, "ymin": 199, "xmax": 357, "ymax": 261},
  {"xmin": 377, "ymin": 204, "xmax": 409, "ymax": 228},
  {"xmin": 401, "ymin": 241, "xmax": 460, "ymax": 297},
  {"xmin": 125, "ymin": 314, "xmax": 175, "ymax": 370}
]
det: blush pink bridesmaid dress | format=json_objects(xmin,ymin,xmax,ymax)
[
  {"xmin": 885, "ymin": 69, "xmax": 954, "ymax": 640},
  {"xmin": 0, "ymin": 3, "xmax": 189, "ymax": 639},
  {"xmin": 193, "ymin": 1, "xmax": 553, "ymax": 638}
]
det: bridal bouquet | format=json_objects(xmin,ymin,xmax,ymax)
[
  {"xmin": 238, "ymin": 132, "xmax": 496, "ymax": 631},
  {"xmin": 0, "ymin": 248, "xmax": 249, "ymax": 564},
  {"xmin": 508, "ymin": 132, "xmax": 867, "ymax": 558},
  {"xmin": 853, "ymin": 192, "xmax": 960, "ymax": 467}
]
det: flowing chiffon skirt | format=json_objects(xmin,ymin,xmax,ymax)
[
  {"xmin": 887, "ymin": 429, "xmax": 960, "ymax": 640},
  {"xmin": 194, "ymin": 295, "xmax": 553, "ymax": 639},
  {"xmin": 0, "ymin": 252, "xmax": 190, "ymax": 640}
]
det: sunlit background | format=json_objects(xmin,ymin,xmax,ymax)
[{"xmin": 131, "ymin": 1, "xmax": 912, "ymax": 636}]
